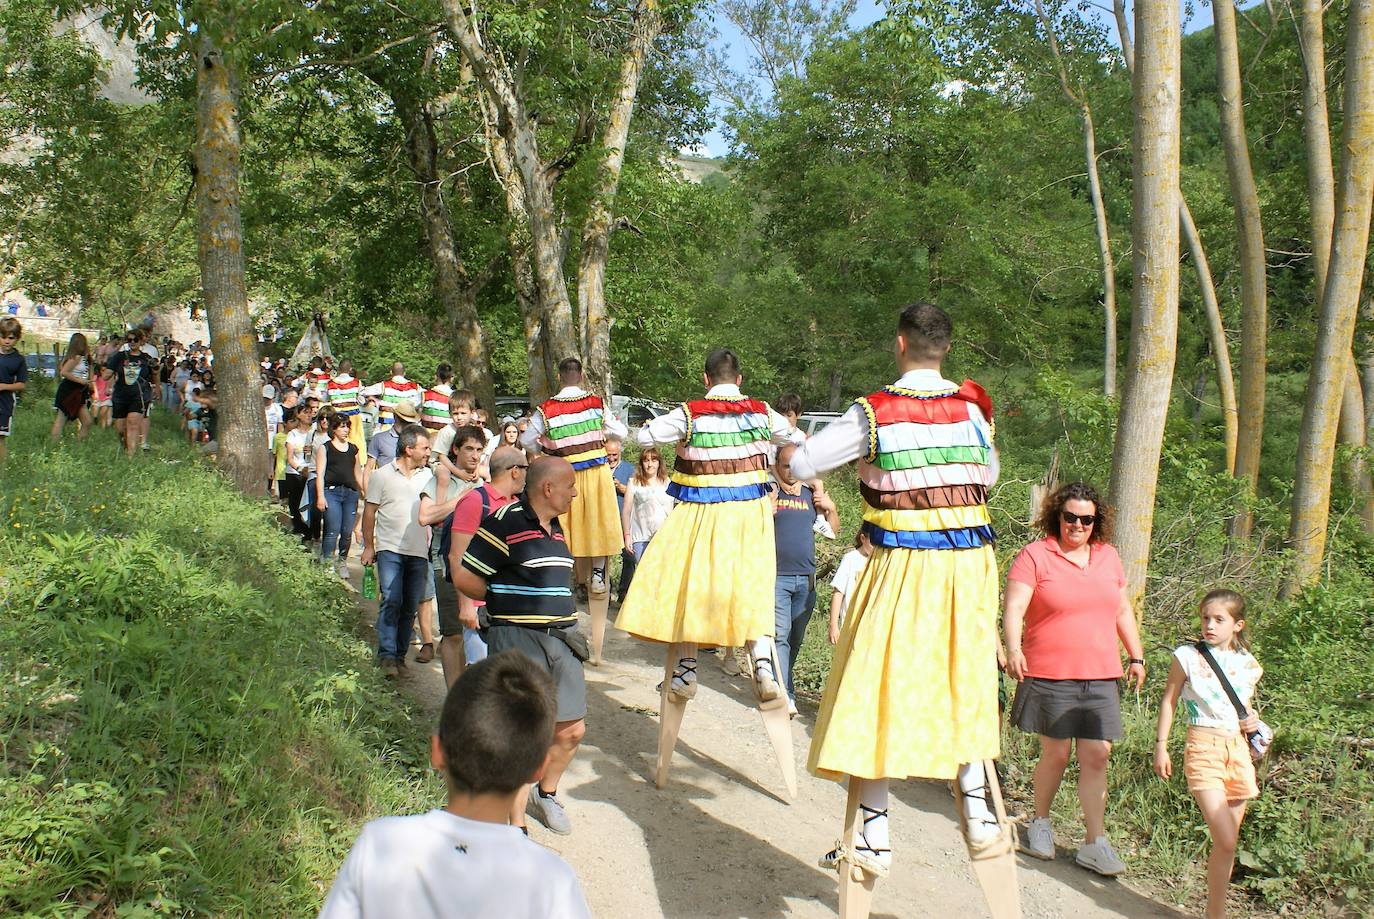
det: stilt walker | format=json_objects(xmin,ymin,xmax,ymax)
[
  {"xmin": 616, "ymin": 348, "xmax": 804, "ymax": 799},
  {"xmin": 790, "ymin": 304, "xmax": 1022, "ymax": 919},
  {"xmin": 325, "ymin": 359, "xmax": 366, "ymax": 452},
  {"xmin": 520, "ymin": 358, "xmax": 626, "ymax": 664}
]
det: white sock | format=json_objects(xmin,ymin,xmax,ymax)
[
  {"xmin": 748, "ymin": 638, "xmax": 774, "ymax": 672},
  {"xmin": 958, "ymin": 761, "xmax": 995, "ymax": 825},
  {"xmin": 857, "ymin": 778, "xmax": 890, "ymax": 853}
]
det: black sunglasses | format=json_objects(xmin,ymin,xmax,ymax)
[{"xmin": 1061, "ymin": 510, "xmax": 1098, "ymax": 527}]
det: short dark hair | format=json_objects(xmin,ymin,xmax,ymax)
[
  {"xmin": 326, "ymin": 414, "xmax": 351, "ymax": 435},
  {"xmin": 776, "ymin": 393, "xmax": 802, "ymax": 417},
  {"xmin": 438, "ymin": 651, "xmax": 555, "ymax": 795},
  {"xmin": 557, "ymin": 357, "xmax": 583, "ymax": 382},
  {"xmin": 281, "ymin": 406, "xmax": 299, "ymax": 424},
  {"xmin": 897, "ymin": 302, "xmax": 953, "ymax": 360},
  {"xmin": 1034, "ymin": 481, "xmax": 1112, "ymax": 544},
  {"xmin": 704, "ymin": 347, "xmax": 740, "ymax": 383},
  {"xmin": 450, "ymin": 424, "xmax": 487, "ymax": 455},
  {"xmin": 396, "ymin": 424, "xmax": 429, "ymax": 453},
  {"xmin": 435, "ymin": 363, "xmax": 453, "ymax": 383}
]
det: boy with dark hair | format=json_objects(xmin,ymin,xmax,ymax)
[
  {"xmin": 318, "ymin": 651, "xmax": 590, "ymax": 918},
  {"xmin": 0, "ymin": 317, "xmax": 26, "ymax": 464}
]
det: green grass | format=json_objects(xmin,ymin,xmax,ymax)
[{"xmin": 0, "ymin": 388, "xmax": 438, "ymax": 916}]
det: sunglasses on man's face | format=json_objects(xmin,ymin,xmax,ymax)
[{"xmin": 1061, "ymin": 510, "xmax": 1098, "ymax": 527}]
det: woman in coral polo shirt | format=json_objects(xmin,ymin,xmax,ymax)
[{"xmin": 1003, "ymin": 482, "xmax": 1147, "ymax": 877}]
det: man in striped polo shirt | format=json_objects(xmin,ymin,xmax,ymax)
[{"xmin": 454, "ymin": 455, "xmax": 585, "ymax": 836}]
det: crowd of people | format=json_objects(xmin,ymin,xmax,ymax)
[{"xmin": 0, "ymin": 313, "xmax": 1267, "ymax": 919}]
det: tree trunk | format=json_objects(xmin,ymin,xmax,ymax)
[
  {"xmin": 1108, "ymin": 0, "xmax": 1181, "ymax": 613},
  {"xmin": 1114, "ymin": 0, "xmax": 1237, "ymax": 476},
  {"xmin": 194, "ymin": 32, "xmax": 267, "ymax": 494},
  {"xmin": 1180, "ymin": 200, "xmax": 1238, "ymax": 474},
  {"xmin": 576, "ymin": 0, "xmax": 663, "ymax": 400},
  {"xmin": 1286, "ymin": 0, "xmax": 1374, "ymax": 592},
  {"xmin": 1214, "ymin": 0, "xmax": 1268, "ymax": 540},
  {"xmin": 441, "ymin": 0, "xmax": 579, "ymax": 382},
  {"xmin": 1298, "ymin": 0, "xmax": 1373, "ymax": 531},
  {"xmin": 475, "ymin": 82, "xmax": 555, "ymax": 403},
  {"xmin": 1084, "ymin": 103, "xmax": 1118, "ymax": 398},
  {"xmin": 1032, "ymin": 0, "xmax": 1116, "ymax": 398},
  {"xmin": 828, "ymin": 367, "xmax": 844, "ymax": 411},
  {"xmin": 394, "ymin": 92, "xmax": 498, "ymax": 414}
]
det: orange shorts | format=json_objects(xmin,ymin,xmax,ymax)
[{"xmin": 1183, "ymin": 727, "xmax": 1258, "ymax": 800}]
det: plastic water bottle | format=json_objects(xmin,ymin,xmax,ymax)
[{"xmin": 362, "ymin": 565, "xmax": 377, "ymax": 600}]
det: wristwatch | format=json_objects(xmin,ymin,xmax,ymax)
[{"xmin": 1128, "ymin": 657, "xmax": 1146, "ymax": 666}]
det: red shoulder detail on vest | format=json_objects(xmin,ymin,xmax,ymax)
[
  {"xmin": 686, "ymin": 397, "xmax": 767, "ymax": 416},
  {"xmin": 541, "ymin": 394, "xmax": 602, "ymax": 417},
  {"xmin": 956, "ymin": 380, "xmax": 993, "ymax": 420}
]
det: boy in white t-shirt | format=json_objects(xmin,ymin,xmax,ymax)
[
  {"xmin": 319, "ymin": 651, "xmax": 591, "ymax": 919},
  {"xmin": 826, "ymin": 529, "xmax": 872, "ymax": 644}
]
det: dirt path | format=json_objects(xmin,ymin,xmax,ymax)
[{"xmin": 352, "ymin": 572, "xmax": 1184, "ymax": 919}]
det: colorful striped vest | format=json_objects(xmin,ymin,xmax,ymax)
[
  {"xmin": 326, "ymin": 376, "xmax": 362, "ymax": 417},
  {"xmin": 539, "ymin": 394, "xmax": 610, "ymax": 470},
  {"xmin": 421, "ymin": 386, "xmax": 452, "ymax": 431},
  {"xmin": 855, "ymin": 380, "xmax": 995, "ymax": 550},
  {"xmin": 669, "ymin": 397, "xmax": 772, "ymax": 504},
  {"xmin": 379, "ymin": 378, "xmax": 421, "ymax": 428}
]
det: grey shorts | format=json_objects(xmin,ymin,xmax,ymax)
[
  {"xmin": 484, "ymin": 625, "xmax": 586, "ymax": 722},
  {"xmin": 435, "ymin": 577, "xmax": 463, "ymax": 637},
  {"xmin": 1010, "ymin": 677, "xmax": 1122, "ymax": 741}
]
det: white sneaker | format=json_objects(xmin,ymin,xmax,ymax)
[
  {"xmin": 1022, "ymin": 816, "xmax": 1056, "ymax": 860},
  {"xmin": 787, "ymin": 696, "xmax": 798, "ymax": 717},
  {"xmin": 1076, "ymin": 836, "xmax": 1126, "ymax": 876},
  {"xmin": 527, "ymin": 786, "xmax": 572, "ymax": 835},
  {"xmin": 335, "ymin": 558, "xmax": 349, "ymax": 579}
]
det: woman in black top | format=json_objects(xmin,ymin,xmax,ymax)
[
  {"xmin": 107, "ymin": 333, "xmax": 155, "ymax": 456},
  {"xmin": 314, "ymin": 413, "xmax": 361, "ymax": 577}
]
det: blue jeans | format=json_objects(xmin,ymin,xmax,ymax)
[
  {"xmin": 774, "ymin": 573, "xmax": 817, "ymax": 697},
  {"xmin": 375, "ymin": 550, "xmax": 428, "ymax": 662},
  {"xmin": 463, "ymin": 627, "xmax": 488, "ymax": 665},
  {"xmin": 321, "ymin": 485, "xmax": 359, "ymax": 560}
]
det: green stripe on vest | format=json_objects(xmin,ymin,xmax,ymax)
[
  {"xmin": 872, "ymin": 444, "xmax": 989, "ymax": 471},
  {"xmin": 687, "ymin": 427, "xmax": 769, "ymax": 448},
  {"xmin": 547, "ymin": 417, "xmax": 603, "ymax": 439}
]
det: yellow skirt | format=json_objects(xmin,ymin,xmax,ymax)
[
  {"xmin": 807, "ymin": 543, "xmax": 1001, "ymax": 782},
  {"xmin": 347, "ymin": 415, "xmax": 366, "ymax": 454},
  {"xmin": 559, "ymin": 464, "xmax": 623, "ymax": 558},
  {"xmin": 615, "ymin": 498, "xmax": 775, "ymax": 646}
]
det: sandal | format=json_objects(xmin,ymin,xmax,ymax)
[
  {"xmin": 957, "ymin": 785, "xmax": 1002, "ymax": 851},
  {"xmin": 415, "ymin": 642, "xmax": 435, "ymax": 664},
  {"xmin": 668, "ymin": 657, "xmax": 698, "ymax": 701},
  {"xmin": 752, "ymin": 653, "xmax": 781, "ymax": 703},
  {"xmin": 818, "ymin": 805, "xmax": 891, "ymax": 877}
]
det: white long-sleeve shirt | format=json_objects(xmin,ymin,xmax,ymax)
[
  {"xmin": 789, "ymin": 369, "xmax": 999, "ymax": 483},
  {"xmin": 520, "ymin": 386, "xmax": 629, "ymax": 452},
  {"xmin": 636, "ymin": 383, "xmax": 804, "ymax": 449}
]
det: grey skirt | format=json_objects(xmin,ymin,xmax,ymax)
[{"xmin": 1010, "ymin": 677, "xmax": 1122, "ymax": 741}]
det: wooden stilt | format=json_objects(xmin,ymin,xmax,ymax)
[
  {"xmin": 587, "ymin": 590, "xmax": 609, "ymax": 666},
  {"xmin": 654, "ymin": 648, "xmax": 689, "ymax": 789},
  {"xmin": 838, "ymin": 779, "xmax": 877, "ymax": 919},
  {"xmin": 954, "ymin": 760, "xmax": 1023, "ymax": 919},
  {"xmin": 756, "ymin": 697, "xmax": 797, "ymax": 800}
]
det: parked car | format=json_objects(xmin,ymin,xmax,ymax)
[
  {"xmin": 495, "ymin": 393, "xmax": 670, "ymax": 433},
  {"xmin": 25, "ymin": 352, "xmax": 58, "ymax": 379},
  {"xmin": 494, "ymin": 395, "xmax": 531, "ymax": 421},
  {"xmin": 797, "ymin": 411, "xmax": 842, "ymax": 437}
]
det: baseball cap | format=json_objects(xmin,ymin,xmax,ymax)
[
  {"xmin": 391, "ymin": 401, "xmax": 421, "ymax": 422},
  {"xmin": 261, "ymin": 384, "xmax": 276, "ymax": 399}
]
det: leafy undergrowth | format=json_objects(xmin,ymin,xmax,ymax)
[{"xmin": 0, "ymin": 400, "xmax": 435, "ymax": 916}]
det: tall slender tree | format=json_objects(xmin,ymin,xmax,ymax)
[
  {"xmin": 1109, "ymin": 0, "xmax": 1181, "ymax": 610},
  {"xmin": 1214, "ymin": 0, "xmax": 1268, "ymax": 539},
  {"xmin": 1287, "ymin": 0, "xmax": 1374, "ymax": 591}
]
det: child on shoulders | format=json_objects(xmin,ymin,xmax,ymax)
[
  {"xmin": 319, "ymin": 651, "xmax": 591, "ymax": 919},
  {"xmin": 1154, "ymin": 589, "xmax": 1264, "ymax": 919}
]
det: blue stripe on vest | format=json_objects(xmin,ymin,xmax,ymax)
[
  {"xmin": 861, "ymin": 522, "xmax": 997, "ymax": 550},
  {"xmin": 572, "ymin": 455, "xmax": 609, "ymax": 471},
  {"xmin": 666, "ymin": 481, "xmax": 771, "ymax": 504}
]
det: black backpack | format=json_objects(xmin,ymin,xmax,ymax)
[{"xmin": 438, "ymin": 485, "xmax": 491, "ymax": 583}]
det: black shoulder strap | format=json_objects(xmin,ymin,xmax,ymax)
[{"xmin": 1194, "ymin": 641, "xmax": 1247, "ymax": 719}]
